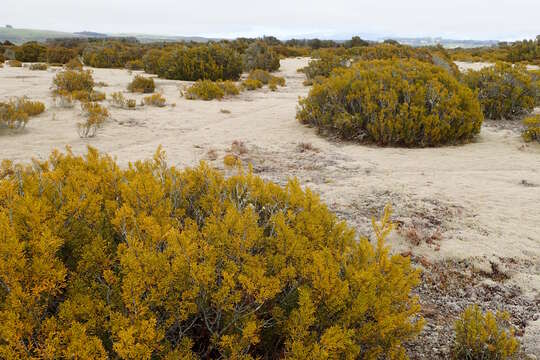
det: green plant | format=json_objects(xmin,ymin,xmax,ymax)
[
  {"xmin": 462, "ymin": 62, "xmax": 538, "ymax": 119},
  {"xmin": 522, "ymin": 114, "xmax": 540, "ymax": 142},
  {"xmin": 297, "ymin": 59, "xmax": 483, "ymax": 147},
  {"xmin": 14, "ymin": 41, "xmax": 47, "ymax": 62},
  {"xmin": 78, "ymin": 102, "xmax": 109, "ymax": 138},
  {"xmin": 0, "ymin": 147, "xmax": 423, "ymax": 359},
  {"xmin": 452, "ymin": 305, "xmax": 519, "ymax": 360},
  {"xmin": 143, "ymin": 93, "xmax": 166, "ymax": 107},
  {"xmin": 29, "ymin": 63, "xmax": 48, "ymax": 71},
  {"xmin": 46, "ymin": 46, "xmax": 77, "ymax": 64},
  {"xmin": 219, "ymin": 80, "xmax": 240, "ymax": 95},
  {"xmin": 0, "ymin": 97, "xmax": 45, "ymax": 130},
  {"xmin": 243, "ymin": 41, "xmax": 281, "ymax": 72},
  {"xmin": 53, "ymin": 70, "xmax": 94, "ymax": 93},
  {"xmin": 127, "ymin": 75, "xmax": 155, "ymax": 93}
]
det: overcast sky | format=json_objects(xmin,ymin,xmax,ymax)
[{"xmin": 2, "ymin": 0, "xmax": 539, "ymax": 40}]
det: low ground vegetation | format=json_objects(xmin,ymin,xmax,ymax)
[
  {"xmin": 522, "ymin": 114, "xmax": 540, "ymax": 142},
  {"xmin": 78, "ymin": 101, "xmax": 109, "ymax": 137},
  {"xmin": 143, "ymin": 93, "xmax": 167, "ymax": 107}
]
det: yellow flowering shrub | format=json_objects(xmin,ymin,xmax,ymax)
[
  {"xmin": 297, "ymin": 59, "xmax": 483, "ymax": 146},
  {"xmin": 0, "ymin": 97, "xmax": 45, "ymax": 130},
  {"xmin": 0, "ymin": 147, "xmax": 423, "ymax": 359},
  {"xmin": 53, "ymin": 69, "xmax": 95, "ymax": 93},
  {"xmin": 127, "ymin": 75, "xmax": 155, "ymax": 94},
  {"xmin": 78, "ymin": 102, "xmax": 109, "ymax": 138},
  {"xmin": 452, "ymin": 305, "xmax": 519, "ymax": 359}
]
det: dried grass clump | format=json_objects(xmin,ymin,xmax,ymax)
[
  {"xmin": 71, "ymin": 90, "xmax": 106, "ymax": 102},
  {"xmin": 143, "ymin": 93, "xmax": 167, "ymax": 107},
  {"xmin": 0, "ymin": 97, "xmax": 45, "ymax": 130},
  {"xmin": 127, "ymin": 75, "xmax": 155, "ymax": 93},
  {"xmin": 241, "ymin": 78, "xmax": 263, "ymax": 91},
  {"xmin": 243, "ymin": 70, "xmax": 285, "ymax": 91},
  {"xmin": 78, "ymin": 102, "xmax": 109, "ymax": 138}
]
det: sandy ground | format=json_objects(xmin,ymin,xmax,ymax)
[
  {"xmin": 455, "ymin": 60, "xmax": 540, "ymax": 72},
  {"xmin": 1, "ymin": 59, "xmax": 539, "ymax": 357}
]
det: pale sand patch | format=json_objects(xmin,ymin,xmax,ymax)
[
  {"xmin": 1, "ymin": 59, "xmax": 539, "ymax": 353},
  {"xmin": 455, "ymin": 60, "xmax": 540, "ymax": 72}
]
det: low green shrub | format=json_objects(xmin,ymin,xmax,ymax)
[
  {"xmin": 29, "ymin": 63, "xmax": 48, "ymax": 71},
  {"xmin": 0, "ymin": 97, "xmax": 45, "ymax": 130},
  {"xmin": 14, "ymin": 42, "xmax": 47, "ymax": 62},
  {"xmin": 53, "ymin": 70, "xmax": 94, "ymax": 93},
  {"xmin": 452, "ymin": 305, "xmax": 519, "ymax": 360},
  {"xmin": 463, "ymin": 62, "xmax": 538, "ymax": 119},
  {"xmin": 522, "ymin": 114, "xmax": 540, "ymax": 142},
  {"xmin": 297, "ymin": 59, "xmax": 483, "ymax": 147},
  {"xmin": 243, "ymin": 41, "xmax": 281, "ymax": 72},
  {"xmin": 127, "ymin": 75, "xmax": 155, "ymax": 93}
]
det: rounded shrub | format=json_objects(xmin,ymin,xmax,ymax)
[
  {"xmin": 297, "ymin": 59, "xmax": 483, "ymax": 147},
  {"xmin": 14, "ymin": 41, "xmax": 47, "ymax": 62},
  {"xmin": 0, "ymin": 97, "xmax": 45, "ymax": 130},
  {"xmin": 242, "ymin": 41, "xmax": 281, "ymax": 72},
  {"xmin": 522, "ymin": 114, "xmax": 540, "ymax": 142},
  {"xmin": 127, "ymin": 75, "xmax": 155, "ymax": 93},
  {"xmin": 185, "ymin": 80, "xmax": 225, "ymax": 100},
  {"xmin": 462, "ymin": 62, "xmax": 538, "ymax": 119},
  {"xmin": 0, "ymin": 148, "xmax": 423, "ymax": 359},
  {"xmin": 53, "ymin": 70, "xmax": 94, "ymax": 93}
]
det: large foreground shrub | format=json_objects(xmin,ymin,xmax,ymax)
[
  {"xmin": 52, "ymin": 69, "xmax": 95, "ymax": 93},
  {"xmin": 0, "ymin": 148, "xmax": 423, "ymax": 359},
  {"xmin": 297, "ymin": 59, "xmax": 483, "ymax": 146},
  {"xmin": 462, "ymin": 62, "xmax": 538, "ymax": 119}
]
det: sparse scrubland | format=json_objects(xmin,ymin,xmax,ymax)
[
  {"xmin": 297, "ymin": 59, "xmax": 483, "ymax": 146},
  {"xmin": 462, "ymin": 62, "xmax": 538, "ymax": 119},
  {"xmin": 1, "ymin": 36, "xmax": 539, "ymax": 359},
  {"xmin": 0, "ymin": 148, "xmax": 423, "ymax": 359},
  {"xmin": 450, "ymin": 36, "xmax": 540, "ymax": 65}
]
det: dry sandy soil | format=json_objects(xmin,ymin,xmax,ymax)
[{"xmin": 1, "ymin": 58, "xmax": 539, "ymax": 358}]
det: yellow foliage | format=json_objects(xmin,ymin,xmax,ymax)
[
  {"xmin": 297, "ymin": 59, "xmax": 484, "ymax": 147},
  {"xmin": 0, "ymin": 97, "xmax": 45, "ymax": 130},
  {"xmin": 0, "ymin": 148, "xmax": 423, "ymax": 359},
  {"xmin": 143, "ymin": 93, "xmax": 167, "ymax": 107},
  {"xmin": 452, "ymin": 305, "xmax": 519, "ymax": 359},
  {"xmin": 127, "ymin": 75, "xmax": 155, "ymax": 94},
  {"xmin": 7, "ymin": 60, "xmax": 22, "ymax": 67},
  {"xmin": 53, "ymin": 69, "xmax": 94, "ymax": 93},
  {"xmin": 241, "ymin": 78, "xmax": 263, "ymax": 91},
  {"xmin": 78, "ymin": 102, "xmax": 109, "ymax": 138},
  {"xmin": 186, "ymin": 80, "xmax": 240, "ymax": 100},
  {"xmin": 522, "ymin": 114, "xmax": 540, "ymax": 142},
  {"xmin": 29, "ymin": 63, "xmax": 48, "ymax": 71}
]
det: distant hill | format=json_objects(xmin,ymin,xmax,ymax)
[
  {"xmin": 0, "ymin": 27, "xmax": 77, "ymax": 43},
  {"xmin": 0, "ymin": 26, "xmax": 215, "ymax": 44}
]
